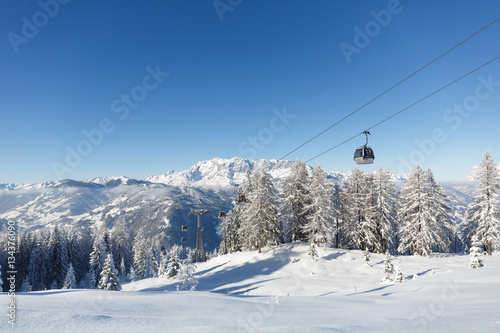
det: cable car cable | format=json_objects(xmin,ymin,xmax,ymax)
[
  {"xmin": 279, "ymin": 17, "xmax": 500, "ymax": 161},
  {"xmin": 303, "ymin": 54, "xmax": 500, "ymax": 164}
]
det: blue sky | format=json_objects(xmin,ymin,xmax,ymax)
[{"xmin": 1, "ymin": 0, "xmax": 499, "ymax": 183}]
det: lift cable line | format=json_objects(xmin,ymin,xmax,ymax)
[
  {"xmin": 279, "ymin": 17, "xmax": 500, "ymax": 161},
  {"xmin": 303, "ymin": 54, "xmax": 500, "ymax": 165}
]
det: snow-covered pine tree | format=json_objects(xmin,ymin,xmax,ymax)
[
  {"xmin": 372, "ymin": 167, "xmax": 396, "ymax": 253},
  {"xmin": 467, "ymin": 151, "xmax": 500, "ymax": 255},
  {"xmin": 342, "ymin": 168, "xmax": 372, "ymax": 250},
  {"xmin": 62, "ymin": 263, "xmax": 77, "ymax": 289},
  {"xmin": 119, "ymin": 257, "xmax": 128, "ymax": 282},
  {"xmin": 394, "ymin": 263, "xmax": 404, "ymax": 283},
  {"xmin": 67, "ymin": 228, "xmax": 87, "ymax": 285},
  {"xmin": 424, "ymin": 167, "xmax": 452, "ymax": 253},
  {"xmin": 279, "ymin": 160, "xmax": 311, "ymax": 242},
  {"xmin": 468, "ymin": 235, "xmax": 484, "ymax": 269},
  {"xmin": 98, "ymin": 253, "xmax": 121, "ymax": 291},
  {"xmin": 20, "ymin": 277, "xmax": 31, "ymax": 292},
  {"xmin": 332, "ymin": 183, "xmax": 344, "ymax": 248},
  {"xmin": 398, "ymin": 165, "xmax": 449, "ymax": 256},
  {"xmin": 238, "ymin": 168, "xmax": 280, "ymax": 253},
  {"xmin": 302, "ymin": 164, "xmax": 335, "ymax": 247},
  {"xmin": 27, "ymin": 235, "xmax": 46, "ymax": 291},
  {"xmin": 380, "ymin": 251, "xmax": 394, "ymax": 283},
  {"xmin": 178, "ymin": 254, "xmax": 197, "ymax": 291},
  {"xmin": 308, "ymin": 242, "xmax": 318, "ymax": 261},
  {"xmin": 88, "ymin": 233, "xmax": 106, "ymax": 288},
  {"xmin": 132, "ymin": 228, "xmax": 147, "ymax": 280},
  {"xmin": 128, "ymin": 266, "xmax": 138, "ymax": 282},
  {"xmin": 363, "ymin": 249, "xmax": 371, "ymax": 265},
  {"xmin": 46, "ymin": 226, "xmax": 69, "ymax": 289},
  {"xmin": 218, "ymin": 209, "xmax": 241, "ymax": 254}
]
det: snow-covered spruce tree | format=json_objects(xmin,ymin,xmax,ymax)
[
  {"xmin": 218, "ymin": 209, "xmax": 240, "ymax": 254},
  {"xmin": 27, "ymin": 235, "xmax": 47, "ymax": 291},
  {"xmin": 67, "ymin": 228, "xmax": 87, "ymax": 285},
  {"xmin": 397, "ymin": 165, "xmax": 450, "ymax": 256},
  {"xmin": 342, "ymin": 168, "xmax": 373, "ymax": 250},
  {"xmin": 279, "ymin": 160, "xmax": 311, "ymax": 242},
  {"xmin": 178, "ymin": 254, "xmax": 198, "ymax": 291},
  {"xmin": 332, "ymin": 183, "xmax": 344, "ymax": 248},
  {"xmin": 239, "ymin": 168, "xmax": 280, "ymax": 253},
  {"xmin": 424, "ymin": 167, "xmax": 452, "ymax": 253},
  {"xmin": 380, "ymin": 251, "xmax": 394, "ymax": 283},
  {"xmin": 394, "ymin": 263, "xmax": 404, "ymax": 283},
  {"xmin": 20, "ymin": 277, "xmax": 31, "ymax": 292},
  {"xmin": 98, "ymin": 253, "xmax": 121, "ymax": 291},
  {"xmin": 308, "ymin": 242, "xmax": 318, "ymax": 261},
  {"xmin": 363, "ymin": 249, "xmax": 371, "ymax": 265},
  {"xmin": 88, "ymin": 233, "xmax": 107, "ymax": 288},
  {"xmin": 165, "ymin": 245, "xmax": 181, "ymax": 278},
  {"xmin": 302, "ymin": 164, "xmax": 335, "ymax": 247},
  {"xmin": 46, "ymin": 226, "xmax": 69, "ymax": 289},
  {"xmin": 372, "ymin": 167, "xmax": 397, "ymax": 253},
  {"xmin": 468, "ymin": 235, "xmax": 484, "ymax": 269},
  {"xmin": 132, "ymin": 228, "xmax": 147, "ymax": 280},
  {"xmin": 119, "ymin": 257, "xmax": 128, "ymax": 282},
  {"xmin": 467, "ymin": 151, "xmax": 500, "ymax": 255},
  {"xmin": 62, "ymin": 263, "xmax": 77, "ymax": 289}
]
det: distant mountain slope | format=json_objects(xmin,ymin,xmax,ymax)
[{"xmin": 0, "ymin": 157, "xmax": 479, "ymax": 250}]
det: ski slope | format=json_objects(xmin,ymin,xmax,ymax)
[{"xmin": 3, "ymin": 243, "xmax": 499, "ymax": 332}]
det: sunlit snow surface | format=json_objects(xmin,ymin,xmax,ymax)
[{"xmin": 3, "ymin": 243, "xmax": 499, "ymax": 332}]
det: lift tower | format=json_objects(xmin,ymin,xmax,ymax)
[{"xmin": 188, "ymin": 205, "xmax": 209, "ymax": 262}]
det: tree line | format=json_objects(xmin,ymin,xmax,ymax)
[{"xmin": 219, "ymin": 151, "xmax": 500, "ymax": 258}]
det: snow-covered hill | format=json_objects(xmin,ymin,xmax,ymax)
[{"xmin": 8, "ymin": 243, "xmax": 500, "ymax": 332}]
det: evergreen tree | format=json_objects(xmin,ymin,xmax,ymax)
[
  {"xmin": 239, "ymin": 168, "xmax": 280, "ymax": 253},
  {"xmin": 47, "ymin": 226, "xmax": 69, "ymax": 289},
  {"xmin": 398, "ymin": 166, "xmax": 450, "ymax": 256},
  {"xmin": 279, "ymin": 161, "xmax": 311, "ymax": 242},
  {"xmin": 302, "ymin": 164, "xmax": 335, "ymax": 246},
  {"xmin": 128, "ymin": 266, "xmax": 138, "ymax": 282},
  {"xmin": 178, "ymin": 255, "xmax": 197, "ymax": 291},
  {"xmin": 342, "ymin": 168, "xmax": 372, "ymax": 250},
  {"xmin": 468, "ymin": 235, "xmax": 484, "ymax": 269},
  {"xmin": 394, "ymin": 263, "xmax": 405, "ymax": 283},
  {"xmin": 424, "ymin": 167, "xmax": 452, "ymax": 252},
  {"xmin": 62, "ymin": 263, "xmax": 77, "ymax": 289},
  {"xmin": 218, "ymin": 209, "xmax": 241, "ymax": 254},
  {"xmin": 20, "ymin": 277, "xmax": 31, "ymax": 292},
  {"xmin": 380, "ymin": 251, "xmax": 394, "ymax": 283},
  {"xmin": 165, "ymin": 246, "xmax": 181, "ymax": 279},
  {"xmin": 372, "ymin": 167, "xmax": 396, "ymax": 253},
  {"xmin": 88, "ymin": 234, "xmax": 106, "ymax": 288},
  {"xmin": 98, "ymin": 253, "xmax": 121, "ymax": 291},
  {"xmin": 27, "ymin": 237, "xmax": 47, "ymax": 291},
  {"xmin": 363, "ymin": 249, "xmax": 371, "ymax": 265},
  {"xmin": 132, "ymin": 228, "xmax": 147, "ymax": 279},
  {"xmin": 467, "ymin": 151, "xmax": 500, "ymax": 255},
  {"xmin": 332, "ymin": 183, "xmax": 344, "ymax": 248},
  {"xmin": 308, "ymin": 242, "xmax": 318, "ymax": 261},
  {"xmin": 119, "ymin": 257, "xmax": 128, "ymax": 282}
]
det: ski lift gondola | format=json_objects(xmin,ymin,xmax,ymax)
[
  {"xmin": 237, "ymin": 195, "xmax": 246, "ymax": 203},
  {"xmin": 181, "ymin": 237, "xmax": 186, "ymax": 243},
  {"xmin": 218, "ymin": 211, "xmax": 226, "ymax": 218},
  {"xmin": 181, "ymin": 224, "xmax": 188, "ymax": 232},
  {"xmin": 354, "ymin": 131, "xmax": 375, "ymax": 165}
]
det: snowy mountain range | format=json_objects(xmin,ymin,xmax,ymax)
[{"xmin": 0, "ymin": 157, "xmax": 481, "ymax": 250}]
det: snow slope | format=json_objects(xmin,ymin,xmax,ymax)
[{"xmin": 5, "ymin": 243, "xmax": 499, "ymax": 332}]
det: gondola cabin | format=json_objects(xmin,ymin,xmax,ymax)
[
  {"xmin": 238, "ymin": 195, "xmax": 246, "ymax": 203},
  {"xmin": 354, "ymin": 146, "xmax": 375, "ymax": 164},
  {"xmin": 219, "ymin": 211, "xmax": 226, "ymax": 218},
  {"xmin": 181, "ymin": 224, "xmax": 188, "ymax": 232},
  {"xmin": 181, "ymin": 237, "xmax": 186, "ymax": 243}
]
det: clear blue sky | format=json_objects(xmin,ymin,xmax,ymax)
[{"xmin": 1, "ymin": 0, "xmax": 499, "ymax": 183}]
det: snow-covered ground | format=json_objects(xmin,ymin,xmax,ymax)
[{"xmin": 3, "ymin": 243, "xmax": 499, "ymax": 332}]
